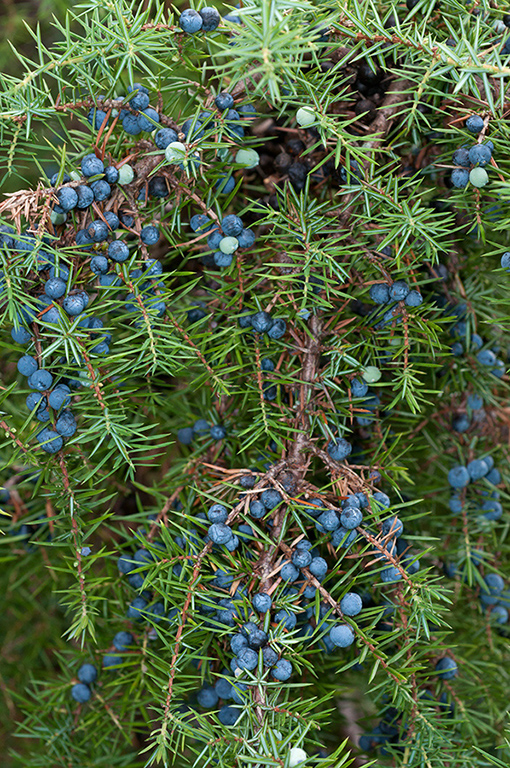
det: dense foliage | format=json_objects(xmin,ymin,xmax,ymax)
[{"xmin": 1, "ymin": 1, "xmax": 510, "ymax": 766}]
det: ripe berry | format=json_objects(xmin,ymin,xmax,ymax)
[
  {"xmin": 57, "ymin": 187, "xmax": 78, "ymax": 211},
  {"xmin": 340, "ymin": 592, "xmax": 363, "ymax": 616},
  {"xmin": 17, "ymin": 355, "xmax": 38, "ymax": 377},
  {"xmin": 250, "ymin": 311, "xmax": 273, "ymax": 333},
  {"xmin": 77, "ymin": 663, "xmax": 97, "ymax": 684},
  {"xmin": 246, "ymin": 627, "xmax": 268, "ymax": 649},
  {"xmin": 208, "ymin": 522, "xmax": 233, "ymax": 545},
  {"xmin": 484, "ymin": 573, "xmax": 504, "ymax": 595},
  {"xmin": 281, "ymin": 562, "xmax": 300, "ymax": 581},
  {"xmin": 179, "ymin": 8, "xmax": 203, "ymax": 34},
  {"xmin": 267, "ymin": 319, "xmax": 286, "ymax": 339},
  {"xmin": 49, "ymin": 171, "xmax": 71, "ymax": 186},
  {"xmin": 48, "ymin": 385, "xmax": 71, "ymax": 410},
  {"xmin": 271, "ymin": 658, "xmax": 293, "ymax": 681},
  {"xmin": 261, "ymin": 357, "xmax": 275, "ymax": 372},
  {"xmin": 113, "ymin": 631, "xmax": 133, "ymax": 650},
  {"xmin": 26, "ymin": 392, "xmax": 45, "ymax": 411},
  {"xmin": 90, "ymin": 180, "xmax": 111, "ymax": 202},
  {"xmin": 148, "ymin": 177, "xmax": 169, "ymax": 198},
  {"xmin": 90, "ymin": 255, "xmax": 109, "ymax": 275},
  {"xmin": 466, "ymin": 458, "xmax": 488, "ymax": 480},
  {"xmin": 127, "ymin": 82, "xmax": 149, "ymax": 95},
  {"xmin": 274, "ymin": 609, "xmax": 297, "ymax": 630},
  {"xmin": 350, "ymin": 377, "xmax": 368, "ymax": 398},
  {"xmin": 88, "ymin": 107, "xmax": 108, "ymax": 129},
  {"xmin": 252, "ymin": 592, "xmax": 272, "ymax": 613},
  {"xmin": 452, "ymin": 148, "xmax": 470, "ymax": 167},
  {"xmin": 435, "ymin": 657, "xmax": 457, "ymax": 679},
  {"xmin": 182, "ymin": 118, "xmax": 204, "ymax": 141},
  {"xmin": 55, "ymin": 409, "xmax": 77, "ymax": 437},
  {"xmin": 198, "ymin": 685, "xmax": 219, "ymax": 708},
  {"xmin": 262, "ymin": 646, "xmax": 278, "ymax": 667},
  {"xmin": 317, "ymin": 510, "xmax": 340, "ymax": 532},
  {"xmin": 237, "ymin": 229, "xmax": 255, "ymax": 248},
  {"xmin": 127, "ymin": 596, "xmax": 148, "ymax": 620},
  {"xmin": 329, "ymin": 623, "xmax": 355, "ymax": 647},
  {"xmin": 141, "ymin": 225, "xmax": 159, "ymax": 245},
  {"xmin": 129, "ymin": 90, "xmax": 150, "ymax": 110},
  {"xmin": 193, "ymin": 419, "xmax": 209, "ymax": 434},
  {"xmin": 108, "ymin": 240, "xmax": 130, "ymax": 263},
  {"xmin": 207, "ymin": 503, "xmax": 228, "ymax": 524},
  {"xmin": 88, "ymin": 220, "xmax": 109, "ymax": 242},
  {"xmin": 45, "ymin": 277, "xmax": 66, "ymax": 299},
  {"xmin": 229, "ymin": 634, "xmax": 247, "ymax": 656},
  {"xmin": 327, "ymin": 437, "xmax": 352, "ymax": 461},
  {"xmin": 405, "ymin": 290, "xmax": 423, "ymax": 307},
  {"xmin": 122, "ymin": 113, "xmax": 142, "ymax": 135},
  {"xmin": 221, "ymin": 214, "xmax": 244, "ymax": 237},
  {"xmin": 451, "ymin": 169, "xmax": 469, "ymax": 188},
  {"xmin": 236, "ymin": 647, "xmax": 258, "ymax": 670},
  {"xmin": 372, "ymin": 491, "xmax": 390, "ymax": 508},
  {"xmin": 477, "ymin": 349, "xmax": 496, "ymax": 366},
  {"xmin": 465, "ymin": 115, "xmax": 484, "ymax": 134},
  {"xmin": 481, "ymin": 500, "xmax": 502, "ymax": 521},
  {"xmin": 369, "ymin": 282, "xmax": 390, "ymax": 304},
  {"xmin": 447, "ymin": 466, "xmax": 469, "ymax": 489},
  {"xmin": 11, "ymin": 326, "xmax": 32, "ymax": 344},
  {"xmin": 216, "ymin": 175, "xmax": 236, "ymax": 194},
  {"xmin": 154, "ymin": 127, "xmax": 178, "ymax": 149},
  {"xmin": 71, "ymin": 683, "xmax": 91, "ymax": 703},
  {"xmin": 468, "ymin": 143, "xmax": 492, "ymax": 167},
  {"xmin": 138, "ymin": 108, "xmax": 160, "ymax": 132},
  {"xmin": 261, "ymin": 489, "xmax": 282, "ymax": 509},
  {"xmin": 28, "ymin": 369, "xmax": 53, "ymax": 391},
  {"xmin": 210, "ymin": 424, "xmax": 227, "ymax": 440},
  {"xmin": 249, "ymin": 500, "xmax": 266, "ymax": 518},
  {"xmin": 292, "ymin": 548, "xmax": 312, "ymax": 568},
  {"xmin": 381, "ymin": 566, "xmax": 402, "ymax": 582},
  {"xmin": 340, "ymin": 507, "xmax": 362, "ymax": 529},
  {"xmin": 486, "ymin": 467, "xmax": 501, "ymax": 485},
  {"xmin": 36, "ymin": 428, "xmax": 63, "ymax": 453},
  {"xmin": 381, "ymin": 515, "xmax": 403, "ymax": 537},
  {"xmin": 104, "ymin": 165, "xmax": 119, "ymax": 184},
  {"xmin": 81, "ymin": 153, "xmax": 104, "ymax": 177},
  {"xmin": 215, "ymin": 93, "xmax": 235, "ymax": 111},
  {"xmin": 63, "ymin": 295, "xmax": 86, "ymax": 316},
  {"xmin": 218, "ymin": 705, "xmax": 240, "ymax": 725},
  {"xmin": 309, "ymin": 556, "xmax": 328, "ymax": 579},
  {"xmin": 389, "ymin": 280, "xmax": 410, "ymax": 301},
  {"xmin": 491, "ymin": 606, "xmax": 509, "ymax": 623}
]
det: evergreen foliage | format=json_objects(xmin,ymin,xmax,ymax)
[{"xmin": 0, "ymin": 0, "xmax": 509, "ymax": 766}]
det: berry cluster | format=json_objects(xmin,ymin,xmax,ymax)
[
  {"xmin": 179, "ymin": 6, "xmax": 221, "ymax": 35},
  {"xmin": 190, "ymin": 212, "xmax": 257, "ymax": 269},
  {"xmin": 177, "ymin": 418, "xmax": 227, "ymax": 445},
  {"xmin": 479, "ymin": 573, "xmax": 509, "ymax": 624},
  {"xmin": 3, "ymin": 5, "xmax": 510, "ymax": 763},
  {"xmin": 448, "ymin": 455, "xmax": 502, "ymax": 521},
  {"xmin": 447, "ymin": 304, "xmax": 505, "ymax": 379},
  {"xmin": 450, "ymin": 115, "xmax": 492, "ymax": 189}
]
